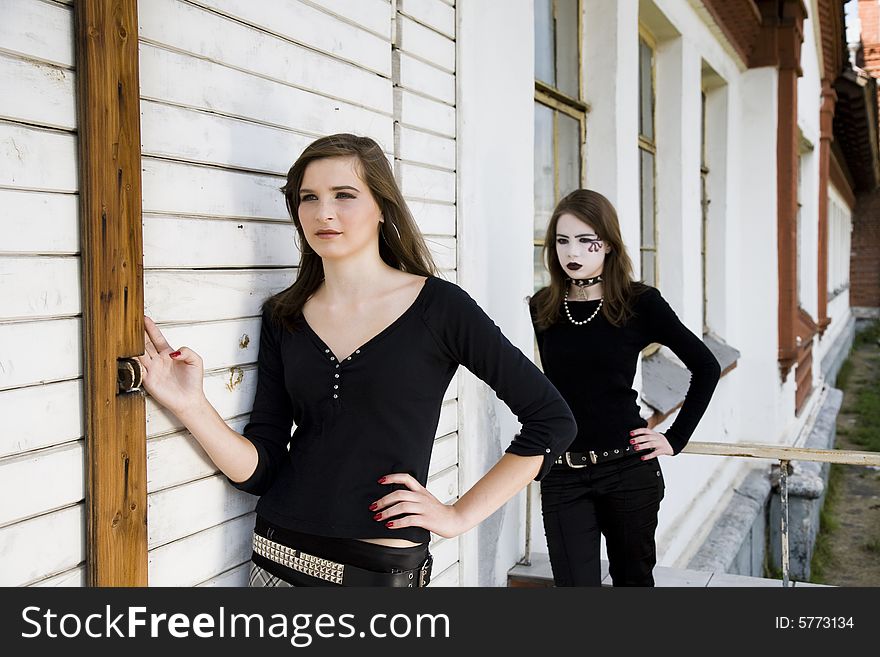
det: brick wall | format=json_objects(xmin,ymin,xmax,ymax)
[
  {"xmin": 851, "ymin": 188, "xmax": 880, "ymax": 307},
  {"xmin": 853, "ymin": 1, "xmax": 880, "ymax": 308}
]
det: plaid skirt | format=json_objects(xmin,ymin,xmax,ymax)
[{"xmin": 249, "ymin": 562, "xmax": 298, "ymax": 587}]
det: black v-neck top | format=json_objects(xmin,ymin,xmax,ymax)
[
  {"xmin": 531, "ymin": 285, "xmax": 720, "ymax": 455},
  {"xmin": 230, "ymin": 276, "xmax": 577, "ymax": 543}
]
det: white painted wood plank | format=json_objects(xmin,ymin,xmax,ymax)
[
  {"xmin": 147, "ymin": 417, "xmax": 249, "ymax": 494},
  {"xmin": 0, "ymin": 504, "xmax": 84, "ymax": 586},
  {"xmin": 147, "ymin": 474, "xmax": 257, "ymax": 549},
  {"xmin": 427, "ymin": 561, "xmax": 458, "ymax": 587},
  {"xmin": 426, "ymin": 464, "xmax": 458, "ymax": 503},
  {"xmin": 409, "ymin": 199, "xmax": 455, "ymax": 236},
  {"xmin": 0, "ymin": 53, "xmax": 76, "ymax": 130},
  {"xmin": 149, "ymin": 513, "xmax": 254, "ymax": 586},
  {"xmin": 146, "ymin": 366, "xmax": 258, "ymax": 437},
  {"xmin": 399, "ymin": 162, "xmax": 455, "ymax": 203},
  {"xmin": 0, "ymin": 123, "xmax": 77, "ymax": 192},
  {"xmin": 395, "ymin": 52, "xmax": 455, "ymax": 104},
  {"xmin": 399, "ymin": 0, "xmax": 456, "ymax": 39},
  {"xmin": 443, "ymin": 371, "xmax": 458, "ymax": 402},
  {"xmin": 397, "ymin": 15, "xmax": 455, "ymax": 73},
  {"xmin": 429, "ymin": 535, "xmax": 458, "ymax": 574},
  {"xmin": 395, "ymin": 88, "xmax": 455, "ymax": 137},
  {"xmin": 428, "ymin": 432, "xmax": 457, "ymax": 477},
  {"xmin": 143, "ymin": 215, "xmax": 297, "ymax": 268},
  {"xmin": 187, "ymin": 0, "xmax": 392, "ymax": 76},
  {"xmin": 310, "ymin": 0, "xmax": 392, "ymax": 39},
  {"xmin": 139, "ymin": 0, "xmax": 392, "ymax": 115},
  {"xmin": 141, "ymin": 158, "xmax": 288, "ymax": 221},
  {"xmin": 140, "ymin": 101, "xmax": 311, "ymax": 176},
  {"xmin": 0, "ymin": 189, "xmax": 79, "ymax": 254},
  {"xmin": 0, "ymin": 379, "xmax": 83, "ymax": 458},
  {"xmin": 139, "ymin": 45, "xmax": 393, "ymax": 147},
  {"xmin": 151, "ymin": 317, "xmax": 263, "ymax": 372},
  {"xmin": 196, "ymin": 562, "xmax": 250, "ymax": 587},
  {"xmin": 0, "ymin": 256, "xmax": 80, "ymax": 320},
  {"xmin": 29, "ymin": 565, "xmax": 85, "ymax": 587},
  {"xmin": 0, "ymin": 318, "xmax": 81, "ymax": 390},
  {"xmin": 426, "ymin": 236, "xmax": 455, "ymax": 271},
  {"xmin": 441, "ymin": 269, "xmax": 457, "ymax": 284},
  {"xmin": 144, "ymin": 269, "xmax": 294, "ymax": 323},
  {"xmin": 435, "ymin": 399, "xmax": 456, "ymax": 438},
  {"xmin": 0, "ymin": 440, "xmax": 84, "ymax": 526},
  {"xmin": 398, "ymin": 125, "xmax": 455, "ymax": 170},
  {"xmin": 0, "ymin": 0, "xmax": 74, "ymax": 68}
]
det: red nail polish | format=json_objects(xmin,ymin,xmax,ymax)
[
  {"xmin": 629, "ymin": 431, "xmax": 634, "ymax": 435},
  {"xmin": 630, "ymin": 439, "xmax": 635, "ymax": 444},
  {"xmin": 169, "ymin": 351, "xmax": 181, "ymax": 358},
  {"xmin": 385, "ymin": 521, "xmax": 394, "ymax": 527},
  {"xmin": 373, "ymin": 513, "xmax": 382, "ymax": 521},
  {"xmin": 641, "ymin": 456, "xmax": 646, "ymax": 460},
  {"xmin": 369, "ymin": 503, "xmax": 378, "ymax": 511},
  {"xmin": 378, "ymin": 477, "xmax": 387, "ymax": 484}
]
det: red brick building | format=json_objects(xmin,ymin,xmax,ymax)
[{"xmin": 852, "ymin": 0, "xmax": 880, "ymax": 315}]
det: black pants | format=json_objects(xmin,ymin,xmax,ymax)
[{"xmin": 540, "ymin": 454, "xmax": 665, "ymax": 587}]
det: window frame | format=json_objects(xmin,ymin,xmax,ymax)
[
  {"xmin": 533, "ymin": 0, "xmax": 588, "ymax": 292},
  {"xmin": 638, "ymin": 26, "xmax": 658, "ymax": 292}
]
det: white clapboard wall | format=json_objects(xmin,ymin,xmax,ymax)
[
  {"xmin": 393, "ymin": 0, "xmax": 458, "ymax": 587},
  {"xmin": 0, "ymin": 0, "xmax": 86, "ymax": 587},
  {"xmin": 139, "ymin": 0, "xmax": 459, "ymax": 587}
]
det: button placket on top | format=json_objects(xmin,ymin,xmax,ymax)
[{"xmin": 324, "ymin": 347, "xmax": 362, "ymax": 401}]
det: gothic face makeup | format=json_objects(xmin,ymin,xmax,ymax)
[{"xmin": 555, "ymin": 213, "xmax": 611, "ymax": 282}]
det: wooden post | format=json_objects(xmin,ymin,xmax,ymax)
[{"xmin": 74, "ymin": 0, "xmax": 148, "ymax": 586}]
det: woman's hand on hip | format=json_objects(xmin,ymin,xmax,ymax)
[
  {"xmin": 135, "ymin": 315, "xmax": 206, "ymax": 415},
  {"xmin": 371, "ymin": 473, "xmax": 466, "ymax": 539},
  {"xmin": 629, "ymin": 428, "xmax": 673, "ymax": 460}
]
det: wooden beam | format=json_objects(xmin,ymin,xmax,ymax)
[
  {"xmin": 684, "ymin": 441, "xmax": 880, "ymax": 466},
  {"xmin": 74, "ymin": 0, "xmax": 147, "ymax": 586}
]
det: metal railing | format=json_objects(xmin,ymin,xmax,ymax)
[{"xmin": 682, "ymin": 441, "xmax": 880, "ymax": 587}]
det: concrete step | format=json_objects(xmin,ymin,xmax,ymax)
[{"xmin": 508, "ymin": 552, "xmax": 832, "ymax": 587}]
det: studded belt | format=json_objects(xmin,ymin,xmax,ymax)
[
  {"xmin": 252, "ymin": 533, "xmax": 432, "ymax": 587},
  {"xmin": 554, "ymin": 445, "xmax": 638, "ymax": 469}
]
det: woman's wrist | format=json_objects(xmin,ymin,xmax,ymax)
[{"xmin": 172, "ymin": 393, "xmax": 213, "ymax": 424}]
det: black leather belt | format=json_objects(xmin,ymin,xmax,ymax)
[
  {"xmin": 252, "ymin": 533, "xmax": 432, "ymax": 587},
  {"xmin": 554, "ymin": 445, "xmax": 638, "ymax": 468}
]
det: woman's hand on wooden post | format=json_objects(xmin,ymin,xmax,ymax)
[{"xmin": 135, "ymin": 315, "xmax": 206, "ymax": 416}]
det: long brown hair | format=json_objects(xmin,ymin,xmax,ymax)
[
  {"xmin": 266, "ymin": 134, "xmax": 437, "ymax": 330},
  {"xmin": 532, "ymin": 189, "xmax": 646, "ymax": 330}
]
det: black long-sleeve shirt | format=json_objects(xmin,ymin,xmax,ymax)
[
  {"xmin": 531, "ymin": 286, "xmax": 720, "ymax": 455},
  {"xmin": 231, "ymin": 276, "xmax": 577, "ymax": 544}
]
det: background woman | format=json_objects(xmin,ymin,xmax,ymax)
[
  {"xmin": 530, "ymin": 188, "xmax": 721, "ymax": 587},
  {"xmin": 137, "ymin": 134, "xmax": 576, "ymax": 587}
]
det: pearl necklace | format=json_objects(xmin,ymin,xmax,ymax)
[{"xmin": 563, "ymin": 293, "xmax": 603, "ymax": 326}]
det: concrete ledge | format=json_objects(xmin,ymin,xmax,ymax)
[
  {"xmin": 769, "ymin": 388, "xmax": 843, "ymax": 581},
  {"xmin": 687, "ymin": 469, "xmax": 771, "ymax": 576}
]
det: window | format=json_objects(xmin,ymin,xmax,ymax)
[
  {"xmin": 701, "ymin": 90, "xmax": 709, "ymax": 332},
  {"xmin": 534, "ymin": 0, "xmax": 587, "ymax": 291},
  {"xmin": 827, "ymin": 187, "xmax": 852, "ymax": 299},
  {"xmin": 638, "ymin": 32, "xmax": 657, "ymax": 287},
  {"xmin": 796, "ymin": 152, "xmax": 804, "ymax": 305}
]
